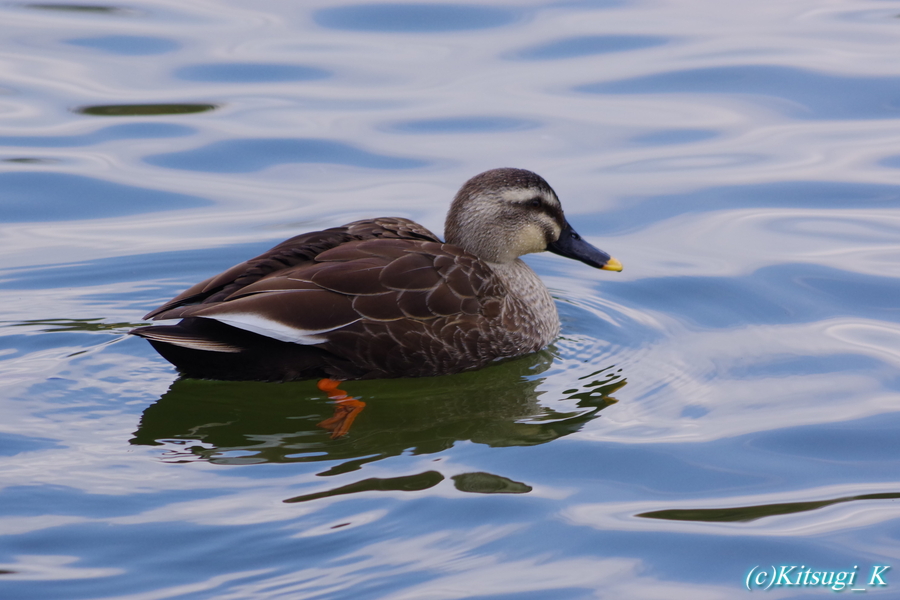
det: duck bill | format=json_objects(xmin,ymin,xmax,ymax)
[{"xmin": 547, "ymin": 222, "xmax": 623, "ymax": 272}]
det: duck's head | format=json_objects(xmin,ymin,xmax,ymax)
[{"xmin": 444, "ymin": 168, "xmax": 623, "ymax": 271}]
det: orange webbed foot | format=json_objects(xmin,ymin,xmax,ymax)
[{"xmin": 316, "ymin": 379, "xmax": 366, "ymax": 439}]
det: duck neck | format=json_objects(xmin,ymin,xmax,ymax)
[{"xmin": 488, "ymin": 258, "xmax": 560, "ymax": 342}]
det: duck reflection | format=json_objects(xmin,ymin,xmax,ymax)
[{"xmin": 130, "ymin": 350, "xmax": 625, "ymax": 474}]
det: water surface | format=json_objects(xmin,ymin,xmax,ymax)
[{"xmin": 1, "ymin": 0, "xmax": 900, "ymax": 598}]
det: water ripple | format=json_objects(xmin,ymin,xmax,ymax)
[
  {"xmin": 175, "ymin": 63, "xmax": 330, "ymax": 83},
  {"xmin": 0, "ymin": 172, "xmax": 211, "ymax": 222},
  {"xmin": 512, "ymin": 34, "xmax": 668, "ymax": 60},
  {"xmin": 0, "ymin": 122, "xmax": 193, "ymax": 147},
  {"xmin": 388, "ymin": 116, "xmax": 538, "ymax": 134},
  {"xmin": 145, "ymin": 138, "xmax": 430, "ymax": 172},
  {"xmin": 578, "ymin": 65, "xmax": 900, "ymax": 120},
  {"xmin": 65, "ymin": 34, "xmax": 179, "ymax": 55},
  {"xmin": 314, "ymin": 4, "xmax": 521, "ymax": 32}
]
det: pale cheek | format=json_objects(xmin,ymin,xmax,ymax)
[{"xmin": 517, "ymin": 227, "xmax": 549, "ymax": 255}]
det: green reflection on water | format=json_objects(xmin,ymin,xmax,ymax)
[
  {"xmin": 2, "ymin": 158, "xmax": 60, "ymax": 164},
  {"xmin": 76, "ymin": 103, "xmax": 218, "ymax": 116},
  {"xmin": 8, "ymin": 318, "xmax": 142, "ymax": 333},
  {"xmin": 637, "ymin": 491, "xmax": 900, "ymax": 523},
  {"xmin": 24, "ymin": 3, "xmax": 129, "ymax": 13},
  {"xmin": 130, "ymin": 350, "xmax": 624, "ymax": 473},
  {"xmin": 452, "ymin": 472, "xmax": 532, "ymax": 494},
  {"xmin": 285, "ymin": 471, "xmax": 444, "ymax": 503}
]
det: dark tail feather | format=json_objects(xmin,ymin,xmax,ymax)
[{"xmin": 131, "ymin": 318, "xmax": 330, "ymax": 381}]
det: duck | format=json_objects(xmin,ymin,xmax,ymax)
[{"xmin": 131, "ymin": 168, "xmax": 622, "ymax": 384}]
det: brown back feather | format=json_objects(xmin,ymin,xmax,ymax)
[{"xmin": 144, "ymin": 218, "xmax": 439, "ymax": 320}]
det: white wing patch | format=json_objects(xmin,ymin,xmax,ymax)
[
  {"xmin": 136, "ymin": 329, "xmax": 244, "ymax": 353},
  {"xmin": 202, "ymin": 313, "xmax": 356, "ymax": 345}
]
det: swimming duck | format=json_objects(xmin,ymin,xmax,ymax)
[{"xmin": 132, "ymin": 168, "xmax": 622, "ymax": 383}]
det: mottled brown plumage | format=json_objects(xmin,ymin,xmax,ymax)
[{"xmin": 132, "ymin": 168, "xmax": 621, "ymax": 381}]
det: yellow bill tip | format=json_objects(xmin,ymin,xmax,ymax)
[{"xmin": 601, "ymin": 257, "xmax": 623, "ymax": 272}]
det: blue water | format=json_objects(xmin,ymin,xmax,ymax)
[{"xmin": 2, "ymin": 0, "xmax": 900, "ymax": 598}]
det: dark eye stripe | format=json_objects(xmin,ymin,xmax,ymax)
[
  {"xmin": 542, "ymin": 203, "xmax": 564, "ymax": 224},
  {"xmin": 519, "ymin": 195, "xmax": 564, "ymax": 225}
]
